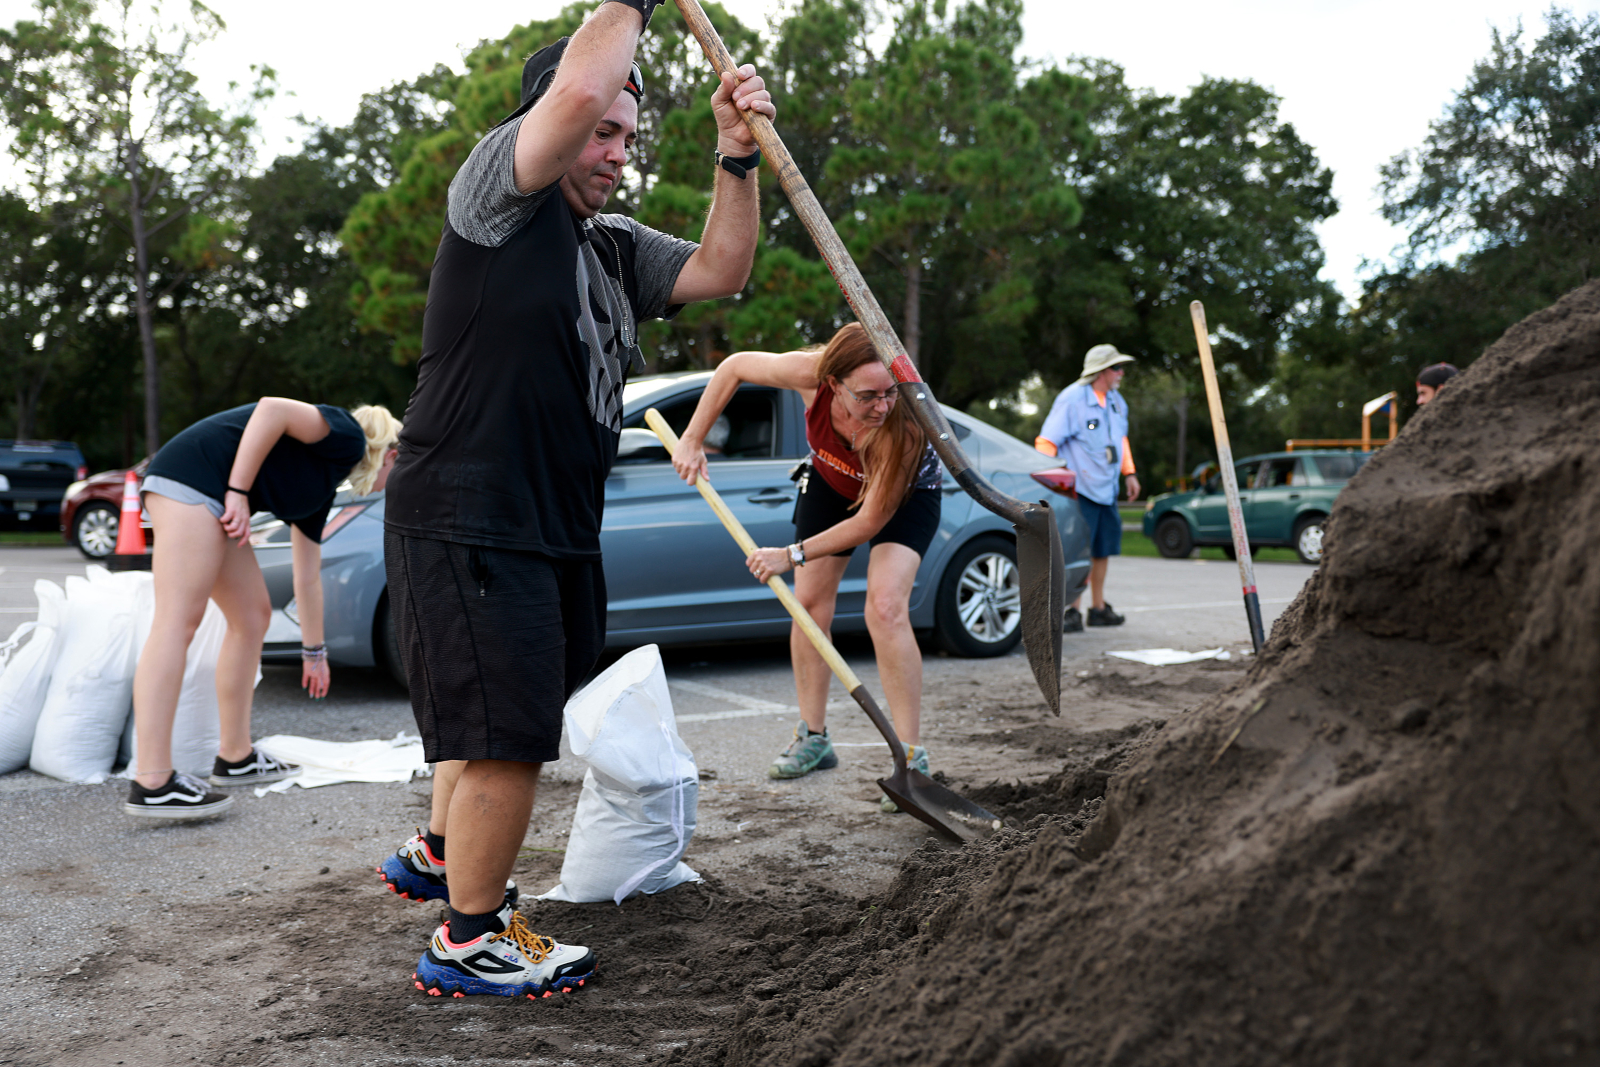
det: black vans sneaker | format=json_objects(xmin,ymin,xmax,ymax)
[
  {"xmin": 1086, "ymin": 603, "xmax": 1126, "ymax": 626},
  {"xmin": 1063, "ymin": 606, "xmax": 1084, "ymax": 633},
  {"xmin": 124, "ymin": 772, "xmax": 235, "ymax": 821},
  {"xmin": 209, "ymin": 748, "xmax": 300, "ymax": 787}
]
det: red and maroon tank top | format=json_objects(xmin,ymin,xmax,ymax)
[{"xmin": 805, "ymin": 380, "xmax": 942, "ymax": 500}]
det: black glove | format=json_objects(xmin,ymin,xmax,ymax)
[{"xmin": 605, "ymin": 0, "xmax": 663, "ymax": 30}]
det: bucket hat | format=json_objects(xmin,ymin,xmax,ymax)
[{"xmin": 1076, "ymin": 343, "xmax": 1135, "ymax": 383}]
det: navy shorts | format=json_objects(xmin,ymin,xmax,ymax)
[
  {"xmin": 793, "ymin": 468, "xmax": 941, "ymax": 558},
  {"xmin": 385, "ymin": 531, "xmax": 605, "ymax": 764},
  {"xmin": 1076, "ymin": 497, "xmax": 1122, "ymax": 558}
]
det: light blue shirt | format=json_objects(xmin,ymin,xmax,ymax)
[{"xmin": 1038, "ymin": 381, "xmax": 1129, "ymax": 505}]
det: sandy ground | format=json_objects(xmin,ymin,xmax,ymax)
[{"xmin": 0, "ymin": 547, "xmax": 1309, "ymax": 1066}]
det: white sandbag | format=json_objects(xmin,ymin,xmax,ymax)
[
  {"xmin": 0, "ymin": 580, "xmax": 67, "ymax": 774},
  {"xmin": 540, "ymin": 644, "xmax": 700, "ymax": 904},
  {"xmin": 29, "ymin": 568, "xmax": 145, "ymax": 783},
  {"xmin": 121, "ymin": 597, "xmax": 225, "ymax": 778}
]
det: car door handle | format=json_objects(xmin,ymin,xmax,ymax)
[
  {"xmin": 1288, "ymin": 493, "xmax": 1300, "ymax": 499},
  {"xmin": 746, "ymin": 489, "xmax": 794, "ymax": 505}
]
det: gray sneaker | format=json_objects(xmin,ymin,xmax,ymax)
[
  {"xmin": 768, "ymin": 721, "xmax": 838, "ymax": 779},
  {"xmin": 880, "ymin": 744, "xmax": 930, "ymax": 813}
]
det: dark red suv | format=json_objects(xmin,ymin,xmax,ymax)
[{"xmin": 60, "ymin": 458, "xmax": 152, "ymax": 559}]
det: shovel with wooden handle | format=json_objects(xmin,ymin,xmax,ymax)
[
  {"xmin": 670, "ymin": 0, "xmax": 1067, "ymax": 716},
  {"xmin": 646, "ymin": 409, "xmax": 1003, "ymax": 844}
]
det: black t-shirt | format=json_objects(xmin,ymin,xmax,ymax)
[
  {"xmin": 384, "ymin": 119, "xmax": 697, "ymax": 559},
  {"xmin": 144, "ymin": 403, "xmax": 366, "ymax": 542}
]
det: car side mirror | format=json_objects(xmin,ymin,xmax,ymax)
[{"xmin": 615, "ymin": 427, "xmax": 670, "ymax": 464}]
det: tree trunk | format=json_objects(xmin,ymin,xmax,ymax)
[
  {"xmin": 127, "ymin": 141, "xmax": 161, "ymax": 457},
  {"xmin": 903, "ymin": 254, "xmax": 922, "ymax": 364}
]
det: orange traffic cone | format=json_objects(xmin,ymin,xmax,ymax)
[{"xmin": 114, "ymin": 469, "xmax": 146, "ymax": 556}]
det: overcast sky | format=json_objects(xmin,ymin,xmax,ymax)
[{"xmin": 4, "ymin": 0, "xmax": 1595, "ymax": 299}]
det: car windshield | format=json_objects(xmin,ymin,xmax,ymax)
[{"xmin": 1313, "ymin": 453, "xmax": 1372, "ymax": 484}]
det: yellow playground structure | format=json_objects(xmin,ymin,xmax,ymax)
[{"xmin": 1285, "ymin": 391, "xmax": 1398, "ymax": 453}]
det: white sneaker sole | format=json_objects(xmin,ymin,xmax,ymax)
[{"xmin": 123, "ymin": 795, "xmax": 236, "ymax": 820}]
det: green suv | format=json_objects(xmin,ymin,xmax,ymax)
[{"xmin": 1141, "ymin": 450, "xmax": 1371, "ymax": 565}]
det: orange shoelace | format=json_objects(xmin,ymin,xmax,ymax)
[{"xmin": 494, "ymin": 911, "xmax": 555, "ymax": 964}]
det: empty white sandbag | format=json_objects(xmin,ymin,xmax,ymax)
[
  {"xmin": 540, "ymin": 644, "xmax": 700, "ymax": 904},
  {"xmin": 0, "ymin": 580, "xmax": 67, "ymax": 774},
  {"xmin": 29, "ymin": 569, "xmax": 145, "ymax": 783}
]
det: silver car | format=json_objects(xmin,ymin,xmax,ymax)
[{"xmin": 253, "ymin": 373, "xmax": 1091, "ymax": 684}]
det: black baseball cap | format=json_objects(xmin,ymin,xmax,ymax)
[
  {"xmin": 1416, "ymin": 363, "xmax": 1460, "ymax": 388},
  {"xmin": 495, "ymin": 37, "xmax": 644, "ymax": 128}
]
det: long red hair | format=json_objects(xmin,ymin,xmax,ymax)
[{"xmin": 813, "ymin": 324, "xmax": 925, "ymax": 509}]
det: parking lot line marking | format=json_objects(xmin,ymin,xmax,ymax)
[
  {"xmin": 668, "ymin": 678, "xmax": 792, "ymax": 712},
  {"xmin": 676, "ymin": 708, "xmax": 793, "ymax": 724},
  {"xmin": 1121, "ymin": 597, "xmax": 1295, "ymax": 613}
]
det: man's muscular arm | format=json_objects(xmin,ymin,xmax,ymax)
[
  {"xmin": 669, "ymin": 65, "xmax": 776, "ymax": 303},
  {"xmin": 513, "ymin": 3, "xmax": 644, "ymax": 194}
]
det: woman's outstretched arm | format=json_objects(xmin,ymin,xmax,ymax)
[
  {"xmin": 289, "ymin": 525, "xmax": 330, "ymax": 699},
  {"xmin": 220, "ymin": 398, "xmax": 331, "ymax": 541},
  {"xmin": 672, "ymin": 350, "xmax": 819, "ymax": 485}
]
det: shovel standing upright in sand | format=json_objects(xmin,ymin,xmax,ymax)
[
  {"xmin": 1190, "ymin": 301, "xmax": 1266, "ymax": 652},
  {"xmin": 670, "ymin": 0, "xmax": 1066, "ymax": 716},
  {"xmin": 646, "ymin": 409, "xmax": 1003, "ymax": 845}
]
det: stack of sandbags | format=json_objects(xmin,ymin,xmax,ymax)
[
  {"xmin": 0, "ymin": 581, "xmax": 68, "ymax": 774},
  {"xmin": 29, "ymin": 568, "xmax": 149, "ymax": 783}
]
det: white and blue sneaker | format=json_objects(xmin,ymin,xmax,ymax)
[
  {"xmin": 413, "ymin": 903, "xmax": 596, "ymax": 999},
  {"xmin": 377, "ymin": 831, "xmax": 518, "ymax": 905},
  {"xmin": 124, "ymin": 772, "xmax": 235, "ymax": 821}
]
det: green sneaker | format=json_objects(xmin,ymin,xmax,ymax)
[
  {"xmin": 880, "ymin": 744, "xmax": 930, "ymax": 813},
  {"xmin": 768, "ymin": 721, "xmax": 839, "ymax": 779}
]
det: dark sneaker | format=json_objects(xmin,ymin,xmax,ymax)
[
  {"xmin": 124, "ymin": 772, "xmax": 235, "ymax": 821},
  {"xmin": 880, "ymin": 744, "xmax": 930, "ymax": 813},
  {"xmin": 413, "ymin": 902, "xmax": 595, "ymax": 999},
  {"xmin": 1063, "ymin": 606, "xmax": 1084, "ymax": 633},
  {"xmin": 1086, "ymin": 603, "xmax": 1126, "ymax": 626},
  {"xmin": 768, "ymin": 720, "xmax": 838, "ymax": 779},
  {"xmin": 378, "ymin": 830, "xmax": 518, "ymax": 906},
  {"xmin": 209, "ymin": 748, "xmax": 300, "ymax": 787}
]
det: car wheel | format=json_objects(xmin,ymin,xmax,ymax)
[
  {"xmin": 1153, "ymin": 515, "xmax": 1194, "ymax": 559},
  {"xmin": 378, "ymin": 594, "xmax": 409, "ymax": 690},
  {"xmin": 1293, "ymin": 515, "xmax": 1326, "ymax": 565},
  {"xmin": 74, "ymin": 501, "xmax": 119, "ymax": 559},
  {"xmin": 934, "ymin": 535, "xmax": 1024, "ymax": 658}
]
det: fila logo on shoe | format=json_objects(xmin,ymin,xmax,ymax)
[{"xmin": 462, "ymin": 951, "xmax": 526, "ymax": 975}]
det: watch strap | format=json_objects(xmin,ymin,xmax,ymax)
[{"xmin": 715, "ymin": 148, "xmax": 762, "ymax": 179}]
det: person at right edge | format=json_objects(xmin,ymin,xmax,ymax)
[
  {"xmin": 1035, "ymin": 344, "xmax": 1141, "ymax": 631},
  {"xmin": 376, "ymin": 2, "xmax": 775, "ymax": 999}
]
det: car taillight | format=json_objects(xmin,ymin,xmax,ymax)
[
  {"xmin": 1030, "ymin": 468, "xmax": 1077, "ymax": 499},
  {"xmin": 76, "ymin": 465, "xmax": 88, "ymax": 480}
]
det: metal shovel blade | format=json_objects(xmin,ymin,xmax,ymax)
[
  {"xmin": 878, "ymin": 768, "xmax": 1004, "ymax": 845},
  {"xmin": 1014, "ymin": 500, "xmax": 1066, "ymax": 715}
]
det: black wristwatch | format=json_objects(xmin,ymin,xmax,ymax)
[
  {"xmin": 715, "ymin": 148, "xmax": 762, "ymax": 180},
  {"xmin": 604, "ymin": 0, "xmax": 662, "ymax": 29}
]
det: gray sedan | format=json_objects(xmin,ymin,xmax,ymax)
[{"xmin": 252, "ymin": 373, "xmax": 1090, "ymax": 684}]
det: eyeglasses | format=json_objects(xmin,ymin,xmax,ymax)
[{"xmin": 838, "ymin": 381, "xmax": 899, "ymax": 406}]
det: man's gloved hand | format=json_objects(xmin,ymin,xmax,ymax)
[
  {"xmin": 605, "ymin": 0, "xmax": 663, "ymax": 30},
  {"xmin": 710, "ymin": 63, "xmax": 775, "ymax": 156}
]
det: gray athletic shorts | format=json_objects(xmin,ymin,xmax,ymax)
[{"xmin": 141, "ymin": 475, "xmax": 224, "ymax": 518}]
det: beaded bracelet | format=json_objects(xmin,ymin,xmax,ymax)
[{"xmin": 301, "ymin": 643, "xmax": 327, "ymax": 661}]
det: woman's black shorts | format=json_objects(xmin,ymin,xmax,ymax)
[
  {"xmin": 384, "ymin": 531, "xmax": 605, "ymax": 764},
  {"xmin": 793, "ymin": 469, "xmax": 942, "ymax": 558}
]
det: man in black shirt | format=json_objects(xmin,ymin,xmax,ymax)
[{"xmin": 381, "ymin": 0, "xmax": 774, "ymax": 998}]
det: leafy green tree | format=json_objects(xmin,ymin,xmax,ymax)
[{"xmin": 0, "ymin": 0, "xmax": 270, "ymax": 453}]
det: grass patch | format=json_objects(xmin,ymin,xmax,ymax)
[
  {"xmin": 0, "ymin": 532, "xmax": 63, "ymax": 545},
  {"xmin": 1119, "ymin": 529, "xmax": 1303, "ymax": 565}
]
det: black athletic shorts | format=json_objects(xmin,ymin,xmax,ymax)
[
  {"xmin": 792, "ymin": 468, "xmax": 942, "ymax": 559},
  {"xmin": 385, "ymin": 530, "xmax": 605, "ymax": 764}
]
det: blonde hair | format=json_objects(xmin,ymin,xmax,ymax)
[
  {"xmin": 814, "ymin": 323, "xmax": 924, "ymax": 510},
  {"xmin": 347, "ymin": 404, "xmax": 402, "ymax": 495}
]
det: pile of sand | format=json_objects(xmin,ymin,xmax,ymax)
[{"xmin": 667, "ymin": 281, "xmax": 1600, "ymax": 1066}]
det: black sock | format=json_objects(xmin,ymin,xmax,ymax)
[
  {"xmin": 806, "ymin": 726, "xmax": 825, "ymax": 737},
  {"xmin": 448, "ymin": 906, "xmax": 506, "ymax": 943},
  {"xmin": 423, "ymin": 830, "xmax": 445, "ymax": 861}
]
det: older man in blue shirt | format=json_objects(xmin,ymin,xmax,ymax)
[{"xmin": 1036, "ymin": 344, "xmax": 1141, "ymax": 630}]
